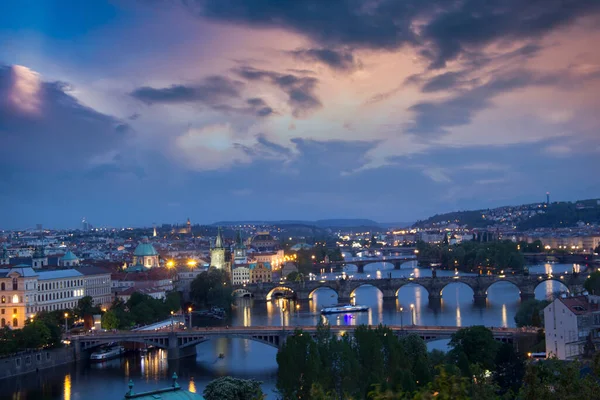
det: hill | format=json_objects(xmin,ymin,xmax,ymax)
[{"xmin": 413, "ymin": 198, "xmax": 600, "ymax": 230}]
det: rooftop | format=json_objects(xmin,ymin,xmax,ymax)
[
  {"xmin": 559, "ymin": 296, "xmax": 600, "ymax": 315},
  {"xmin": 37, "ymin": 269, "xmax": 84, "ymax": 280},
  {"xmin": 124, "ymin": 373, "xmax": 203, "ymax": 400},
  {"xmin": 134, "ymin": 242, "xmax": 158, "ymax": 257}
]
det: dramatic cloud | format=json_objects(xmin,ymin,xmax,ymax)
[
  {"xmin": 189, "ymin": 0, "xmax": 600, "ymax": 68},
  {"xmin": 290, "ymin": 48, "xmax": 357, "ymax": 71},
  {"xmin": 233, "ymin": 66, "xmax": 322, "ymax": 117},
  {"xmin": 0, "ymin": 64, "xmax": 129, "ymax": 172},
  {"xmin": 131, "ymin": 76, "xmax": 243, "ymax": 105}
]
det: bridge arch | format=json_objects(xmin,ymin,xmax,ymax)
[
  {"xmin": 395, "ymin": 282, "xmax": 429, "ymax": 297},
  {"xmin": 533, "ymin": 277, "xmax": 570, "ymax": 296},
  {"xmin": 308, "ymin": 285, "xmax": 339, "ymax": 300},
  {"xmin": 485, "ymin": 279, "xmax": 522, "ymax": 295},
  {"xmin": 232, "ymin": 288, "xmax": 253, "ymax": 298},
  {"xmin": 349, "ymin": 283, "xmax": 384, "ymax": 298},
  {"xmin": 81, "ymin": 337, "xmax": 171, "ymax": 351},
  {"xmin": 266, "ymin": 286, "xmax": 295, "ymax": 301},
  {"xmin": 439, "ymin": 281, "xmax": 476, "ymax": 297}
]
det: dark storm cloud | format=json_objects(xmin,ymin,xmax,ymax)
[
  {"xmin": 290, "ymin": 48, "xmax": 357, "ymax": 71},
  {"xmin": 0, "ymin": 65, "xmax": 128, "ymax": 172},
  {"xmin": 233, "ymin": 66, "xmax": 322, "ymax": 117},
  {"xmin": 408, "ymin": 70, "xmax": 559, "ymax": 136},
  {"xmin": 130, "ymin": 75, "xmax": 243, "ymax": 105},
  {"xmin": 187, "ymin": 0, "xmax": 600, "ymax": 68}
]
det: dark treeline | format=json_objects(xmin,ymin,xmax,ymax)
[
  {"xmin": 276, "ymin": 324, "xmax": 600, "ymax": 399},
  {"xmin": 416, "ymin": 240, "xmax": 525, "ymax": 273}
]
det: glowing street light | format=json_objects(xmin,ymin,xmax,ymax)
[
  {"xmin": 187, "ymin": 260, "xmax": 197, "ymax": 268},
  {"xmin": 64, "ymin": 312, "xmax": 69, "ymax": 332},
  {"xmin": 166, "ymin": 260, "xmax": 175, "ymax": 268},
  {"xmin": 187, "ymin": 306, "xmax": 192, "ymax": 329}
]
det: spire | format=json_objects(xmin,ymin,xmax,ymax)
[{"xmin": 215, "ymin": 227, "xmax": 224, "ymax": 248}]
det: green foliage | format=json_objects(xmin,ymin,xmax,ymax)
[
  {"xmin": 20, "ymin": 320, "xmax": 52, "ymax": 349},
  {"xmin": 277, "ymin": 325, "xmax": 432, "ymax": 399},
  {"xmin": 493, "ymin": 343, "xmax": 525, "ymax": 396},
  {"xmin": 417, "ymin": 240, "xmax": 524, "ymax": 272},
  {"xmin": 585, "ymin": 272, "xmax": 600, "ymax": 295},
  {"xmin": 101, "ymin": 310, "xmax": 119, "ymax": 330},
  {"xmin": 203, "ymin": 376, "xmax": 264, "ymax": 400},
  {"xmin": 449, "ymin": 326, "xmax": 499, "ymax": 374},
  {"xmin": 519, "ymin": 359, "xmax": 600, "ymax": 400},
  {"xmin": 0, "ymin": 312, "xmax": 62, "ymax": 355},
  {"xmin": 514, "ymin": 299, "xmax": 550, "ymax": 327},
  {"xmin": 190, "ymin": 267, "xmax": 233, "ymax": 309},
  {"xmin": 75, "ymin": 296, "xmax": 101, "ymax": 318}
]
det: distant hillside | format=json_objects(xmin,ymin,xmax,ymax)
[
  {"xmin": 413, "ymin": 210, "xmax": 492, "ymax": 229},
  {"xmin": 518, "ymin": 199, "xmax": 600, "ymax": 230},
  {"xmin": 212, "ymin": 219, "xmax": 382, "ymax": 229},
  {"xmin": 413, "ymin": 198, "xmax": 600, "ymax": 230}
]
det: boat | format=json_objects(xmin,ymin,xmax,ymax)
[
  {"xmin": 320, "ymin": 304, "xmax": 369, "ymax": 315},
  {"xmin": 90, "ymin": 345, "xmax": 125, "ymax": 361}
]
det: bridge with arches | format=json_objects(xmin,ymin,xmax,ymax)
[
  {"xmin": 237, "ymin": 272, "xmax": 588, "ymax": 304},
  {"xmin": 319, "ymin": 255, "xmax": 416, "ymax": 273},
  {"xmin": 71, "ymin": 324, "xmax": 534, "ymax": 359}
]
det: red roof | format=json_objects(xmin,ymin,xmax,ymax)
[{"xmin": 559, "ymin": 296, "xmax": 600, "ymax": 315}]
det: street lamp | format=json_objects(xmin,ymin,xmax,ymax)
[
  {"xmin": 400, "ymin": 307, "xmax": 404, "ymax": 330},
  {"xmin": 170, "ymin": 311, "xmax": 174, "ymax": 333},
  {"xmin": 187, "ymin": 307, "xmax": 192, "ymax": 329},
  {"xmin": 410, "ymin": 304, "xmax": 415, "ymax": 326},
  {"xmin": 64, "ymin": 312, "xmax": 69, "ymax": 332}
]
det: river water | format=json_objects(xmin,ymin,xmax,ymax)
[{"xmin": 2, "ymin": 261, "xmax": 586, "ymax": 400}]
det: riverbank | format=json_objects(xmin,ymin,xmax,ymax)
[{"xmin": 0, "ymin": 347, "xmax": 79, "ymax": 380}]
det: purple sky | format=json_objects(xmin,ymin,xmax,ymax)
[{"xmin": 1, "ymin": 0, "xmax": 599, "ymax": 229}]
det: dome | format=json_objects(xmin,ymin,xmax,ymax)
[
  {"xmin": 61, "ymin": 250, "xmax": 78, "ymax": 261},
  {"xmin": 134, "ymin": 242, "xmax": 158, "ymax": 257}
]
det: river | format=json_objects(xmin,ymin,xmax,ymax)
[{"xmin": 1, "ymin": 261, "xmax": 585, "ymax": 400}]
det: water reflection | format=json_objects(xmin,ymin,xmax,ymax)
[{"xmin": 63, "ymin": 374, "xmax": 71, "ymax": 400}]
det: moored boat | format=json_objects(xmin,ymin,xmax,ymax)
[
  {"xmin": 90, "ymin": 345, "xmax": 125, "ymax": 361},
  {"xmin": 320, "ymin": 304, "xmax": 369, "ymax": 314}
]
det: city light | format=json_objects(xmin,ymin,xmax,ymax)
[{"xmin": 166, "ymin": 260, "xmax": 175, "ymax": 268}]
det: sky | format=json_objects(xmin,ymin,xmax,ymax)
[{"xmin": 1, "ymin": 0, "xmax": 599, "ymax": 229}]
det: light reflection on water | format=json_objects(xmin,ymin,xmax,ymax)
[{"xmin": 3, "ymin": 261, "xmax": 586, "ymax": 400}]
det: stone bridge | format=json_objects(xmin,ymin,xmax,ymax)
[
  {"xmin": 321, "ymin": 256, "xmax": 417, "ymax": 273},
  {"xmin": 236, "ymin": 272, "xmax": 588, "ymax": 304},
  {"xmin": 71, "ymin": 325, "xmax": 533, "ymax": 359},
  {"xmin": 522, "ymin": 252, "xmax": 596, "ymax": 264}
]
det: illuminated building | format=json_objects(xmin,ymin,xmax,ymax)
[
  {"xmin": 131, "ymin": 238, "xmax": 159, "ymax": 269},
  {"xmin": 210, "ymin": 227, "xmax": 228, "ymax": 272}
]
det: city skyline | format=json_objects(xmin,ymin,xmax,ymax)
[{"xmin": 1, "ymin": 0, "xmax": 600, "ymax": 229}]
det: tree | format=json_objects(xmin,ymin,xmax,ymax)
[
  {"xmin": 190, "ymin": 268, "xmax": 233, "ymax": 309},
  {"xmin": 101, "ymin": 310, "xmax": 119, "ymax": 330},
  {"xmin": 493, "ymin": 343, "xmax": 525, "ymax": 396},
  {"xmin": 585, "ymin": 271, "xmax": 600, "ymax": 295},
  {"xmin": 20, "ymin": 320, "xmax": 51, "ymax": 349},
  {"xmin": 203, "ymin": 377, "xmax": 264, "ymax": 400},
  {"xmin": 76, "ymin": 296, "xmax": 100, "ymax": 318},
  {"xmin": 165, "ymin": 291, "xmax": 181, "ymax": 313},
  {"xmin": 448, "ymin": 326, "xmax": 499, "ymax": 373},
  {"xmin": 514, "ymin": 299, "xmax": 550, "ymax": 327},
  {"xmin": 276, "ymin": 330, "xmax": 322, "ymax": 399}
]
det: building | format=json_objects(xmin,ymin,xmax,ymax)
[
  {"xmin": 544, "ymin": 295, "xmax": 600, "ymax": 360},
  {"xmin": 249, "ymin": 262, "xmax": 272, "ymax": 283},
  {"xmin": 210, "ymin": 227, "xmax": 227, "ymax": 271},
  {"xmin": 249, "ymin": 232, "xmax": 278, "ymax": 251},
  {"xmin": 0, "ymin": 267, "xmax": 38, "ymax": 328},
  {"xmin": 77, "ymin": 266, "xmax": 112, "ymax": 309},
  {"xmin": 1, "ymin": 266, "xmax": 113, "ymax": 329},
  {"xmin": 59, "ymin": 251, "xmax": 80, "ymax": 267},
  {"xmin": 251, "ymin": 250, "xmax": 285, "ymax": 269},
  {"xmin": 116, "ymin": 286, "xmax": 166, "ymax": 302},
  {"xmin": 232, "ymin": 265, "xmax": 251, "ymax": 285},
  {"xmin": 132, "ymin": 238, "xmax": 160, "ymax": 269},
  {"xmin": 281, "ymin": 262, "xmax": 298, "ymax": 278}
]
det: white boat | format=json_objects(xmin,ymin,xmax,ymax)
[
  {"xmin": 320, "ymin": 304, "xmax": 369, "ymax": 315},
  {"xmin": 90, "ymin": 346, "xmax": 125, "ymax": 361}
]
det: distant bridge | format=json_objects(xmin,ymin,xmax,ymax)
[
  {"xmin": 234, "ymin": 272, "xmax": 588, "ymax": 304},
  {"xmin": 71, "ymin": 324, "xmax": 534, "ymax": 359},
  {"xmin": 521, "ymin": 252, "xmax": 596, "ymax": 264},
  {"xmin": 319, "ymin": 255, "xmax": 416, "ymax": 273}
]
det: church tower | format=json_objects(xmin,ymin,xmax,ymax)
[
  {"xmin": 0, "ymin": 244, "xmax": 9, "ymax": 265},
  {"xmin": 186, "ymin": 218, "xmax": 192, "ymax": 234},
  {"xmin": 32, "ymin": 244, "xmax": 48, "ymax": 268},
  {"xmin": 210, "ymin": 227, "xmax": 227, "ymax": 271},
  {"xmin": 233, "ymin": 230, "xmax": 247, "ymax": 264}
]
